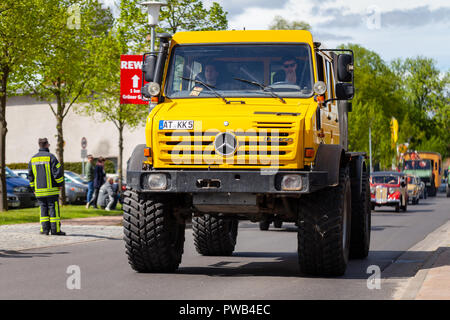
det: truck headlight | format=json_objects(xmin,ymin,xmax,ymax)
[
  {"xmin": 281, "ymin": 175, "xmax": 303, "ymax": 191},
  {"xmin": 148, "ymin": 174, "xmax": 167, "ymax": 190}
]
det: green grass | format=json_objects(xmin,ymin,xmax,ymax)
[{"xmin": 0, "ymin": 204, "xmax": 123, "ymax": 225}]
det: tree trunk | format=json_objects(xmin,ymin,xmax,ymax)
[
  {"xmin": 56, "ymin": 93, "xmax": 66, "ymax": 205},
  {"xmin": 0, "ymin": 66, "xmax": 9, "ymax": 212}
]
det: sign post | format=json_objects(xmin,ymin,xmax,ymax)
[
  {"xmin": 120, "ymin": 55, "xmax": 149, "ymax": 105},
  {"xmin": 81, "ymin": 137, "xmax": 87, "ymax": 177}
]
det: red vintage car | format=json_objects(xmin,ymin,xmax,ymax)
[{"xmin": 370, "ymin": 171, "xmax": 408, "ymax": 212}]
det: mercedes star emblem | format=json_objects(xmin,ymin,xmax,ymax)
[{"xmin": 214, "ymin": 132, "xmax": 238, "ymax": 156}]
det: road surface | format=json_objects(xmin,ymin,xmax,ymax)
[{"xmin": 0, "ymin": 194, "xmax": 448, "ymax": 300}]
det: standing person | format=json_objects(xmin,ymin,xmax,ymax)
[
  {"xmin": 85, "ymin": 154, "xmax": 95, "ymax": 208},
  {"xmin": 28, "ymin": 138, "xmax": 65, "ymax": 236},
  {"xmin": 86, "ymin": 157, "xmax": 106, "ymax": 209}
]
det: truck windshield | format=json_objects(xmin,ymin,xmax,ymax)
[
  {"xmin": 165, "ymin": 44, "xmax": 314, "ymax": 99},
  {"xmin": 371, "ymin": 176, "xmax": 399, "ymax": 185},
  {"xmin": 403, "ymin": 160, "xmax": 431, "ymax": 170}
]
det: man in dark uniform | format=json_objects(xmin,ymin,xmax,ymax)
[{"xmin": 28, "ymin": 138, "xmax": 65, "ymax": 235}]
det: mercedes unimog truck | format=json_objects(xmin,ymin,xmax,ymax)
[{"xmin": 123, "ymin": 30, "xmax": 371, "ymax": 276}]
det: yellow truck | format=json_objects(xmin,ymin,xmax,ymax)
[
  {"xmin": 402, "ymin": 151, "xmax": 442, "ymax": 196},
  {"xmin": 123, "ymin": 30, "xmax": 371, "ymax": 276}
]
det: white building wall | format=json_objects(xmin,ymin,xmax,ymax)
[{"xmin": 5, "ymin": 96, "xmax": 146, "ymax": 176}]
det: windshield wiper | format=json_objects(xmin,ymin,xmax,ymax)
[
  {"xmin": 233, "ymin": 77, "xmax": 286, "ymax": 104},
  {"xmin": 180, "ymin": 76, "xmax": 228, "ymax": 104}
]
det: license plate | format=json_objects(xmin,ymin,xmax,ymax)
[{"xmin": 159, "ymin": 120, "xmax": 194, "ymax": 130}]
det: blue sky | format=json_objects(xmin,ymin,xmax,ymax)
[{"xmin": 102, "ymin": 0, "xmax": 450, "ymax": 72}]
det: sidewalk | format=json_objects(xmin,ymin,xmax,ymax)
[
  {"xmin": 0, "ymin": 216, "xmax": 124, "ymax": 252},
  {"xmin": 392, "ymin": 220, "xmax": 450, "ymax": 300},
  {"xmin": 61, "ymin": 215, "xmax": 123, "ymax": 226}
]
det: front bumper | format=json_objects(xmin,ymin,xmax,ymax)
[
  {"xmin": 15, "ymin": 193, "xmax": 38, "ymax": 208},
  {"xmin": 371, "ymin": 198, "xmax": 400, "ymax": 206},
  {"xmin": 127, "ymin": 170, "xmax": 329, "ymax": 194},
  {"xmin": 7, "ymin": 197, "xmax": 20, "ymax": 208}
]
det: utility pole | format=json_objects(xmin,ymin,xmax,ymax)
[{"xmin": 369, "ymin": 126, "xmax": 373, "ymax": 173}]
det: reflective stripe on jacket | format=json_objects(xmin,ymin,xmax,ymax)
[{"xmin": 28, "ymin": 148, "xmax": 64, "ymax": 197}]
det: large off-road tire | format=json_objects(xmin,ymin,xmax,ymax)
[
  {"xmin": 123, "ymin": 188, "xmax": 185, "ymax": 273},
  {"xmin": 349, "ymin": 169, "xmax": 371, "ymax": 259},
  {"xmin": 193, "ymin": 214, "xmax": 238, "ymax": 256},
  {"xmin": 273, "ymin": 219, "xmax": 283, "ymax": 229},
  {"xmin": 429, "ymin": 179, "xmax": 436, "ymax": 197},
  {"xmin": 259, "ymin": 219, "xmax": 270, "ymax": 231},
  {"xmin": 297, "ymin": 167, "xmax": 352, "ymax": 276}
]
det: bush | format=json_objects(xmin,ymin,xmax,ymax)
[
  {"xmin": 7, "ymin": 160, "xmax": 116, "ymax": 174},
  {"xmin": 6, "ymin": 163, "xmax": 28, "ymax": 170}
]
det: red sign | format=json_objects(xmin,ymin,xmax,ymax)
[{"xmin": 120, "ymin": 55, "xmax": 148, "ymax": 105}]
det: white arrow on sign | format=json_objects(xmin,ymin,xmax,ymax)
[{"xmin": 132, "ymin": 75, "xmax": 140, "ymax": 88}]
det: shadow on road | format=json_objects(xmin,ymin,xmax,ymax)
[
  {"xmin": 176, "ymin": 248, "xmax": 444, "ymax": 280},
  {"xmin": 0, "ymin": 250, "xmax": 69, "ymax": 259}
]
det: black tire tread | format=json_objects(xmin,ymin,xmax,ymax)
[
  {"xmin": 123, "ymin": 188, "xmax": 185, "ymax": 273},
  {"xmin": 192, "ymin": 215, "xmax": 238, "ymax": 256},
  {"xmin": 349, "ymin": 169, "xmax": 371, "ymax": 259},
  {"xmin": 297, "ymin": 168, "xmax": 351, "ymax": 276}
]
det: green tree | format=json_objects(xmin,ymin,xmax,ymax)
[
  {"xmin": 21, "ymin": 0, "xmax": 113, "ymax": 204},
  {"xmin": 159, "ymin": 0, "xmax": 228, "ymax": 34},
  {"xmin": 0, "ymin": 0, "xmax": 55, "ymax": 211},
  {"xmin": 76, "ymin": 31, "xmax": 147, "ymax": 189},
  {"xmin": 392, "ymin": 57, "xmax": 449, "ymax": 157},
  {"xmin": 343, "ymin": 44, "xmax": 407, "ymax": 169},
  {"xmin": 268, "ymin": 16, "xmax": 311, "ymax": 31}
]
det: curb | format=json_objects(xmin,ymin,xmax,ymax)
[{"xmin": 388, "ymin": 220, "xmax": 450, "ymax": 300}]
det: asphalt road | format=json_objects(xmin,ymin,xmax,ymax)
[{"xmin": 0, "ymin": 193, "xmax": 448, "ymax": 300}]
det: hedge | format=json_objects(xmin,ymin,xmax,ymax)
[{"xmin": 7, "ymin": 160, "xmax": 116, "ymax": 175}]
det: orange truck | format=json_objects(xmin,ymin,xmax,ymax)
[{"xmin": 402, "ymin": 151, "xmax": 442, "ymax": 196}]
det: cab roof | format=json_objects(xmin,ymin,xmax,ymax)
[
  {"xmin": 171, "ymin": 30, "xmax": 314, "ymax": 45},
  {"xmin": 371, "ymin": 171, "xmax": 405, "ymax": 177}
]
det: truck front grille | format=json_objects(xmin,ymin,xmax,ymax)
[
  {"xmin": 375, "ymin": 186, "xmax": 388, "ymax": 203},
  {"xmin": 157, "ymin": 128, "xmax": 297, "ymax": 167}
]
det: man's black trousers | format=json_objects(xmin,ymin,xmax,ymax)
[{"xmin": 37, "ymin": 195, "xmax": 61, "ymax": 234}]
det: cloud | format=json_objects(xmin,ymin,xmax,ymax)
[
  {"xmin": 315, "ymin": 5, "xmax": 450, "ymax": 29},
  {"xmin": 313, "ymin": 32, "xmax": 353, "ymax": 41},
  {"xmin": 217, "ymin": 0, "xmax": 291, "ymax": 17},
  {"xmin": 381, "ymin": 6, "xmax": 450, "ymax": 27}
]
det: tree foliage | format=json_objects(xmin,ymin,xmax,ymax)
[
  {"xmin": 0, "ymin": 0, "xmax": 57, "ymax": 211},
  {"xmin": 342, "ymin": 44, "xmax": 449, "ymax": 169},
  {"xmin": 19, "ymin": 0, "xmax": 113, "ymax": 204},
  {"xmin": 159, "ymin": 0, "xmax": 228, "ymax": 34},
  {"xmin": 268, "ymin": 16, "xmax": 311, "ymax": 31}
]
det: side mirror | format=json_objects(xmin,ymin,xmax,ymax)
[
  {"xmin": 142, "ymin": 53, "xmax": 157, "ymax": 83},
  {"xmin": 337, "ymin": 54, "xmax": 353, "ymax": 82},
  {"xmin": 336, "ymin": 82, "xmax": 354, "ymax": 100}
]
